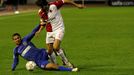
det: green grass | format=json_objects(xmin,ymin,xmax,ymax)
[{"xmin": 0, "ymin": 6, "xmax": 134, "ymax": 75}]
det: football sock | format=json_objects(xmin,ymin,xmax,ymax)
[
  {"xmin": 57, "ymin": 48, "xmax": 69, "ymax": 64},
  {"xmin": 49, "ymin": 52, "xmax": 57, "ymax": 64},
  {"xmin": 58, "ymin": 66, "xmax": 72, "ymax": 71}
]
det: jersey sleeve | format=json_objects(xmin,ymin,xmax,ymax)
[
  {"xmin": 23, "ymin": 25, "xmax": 40, "ymax": 42},
  {"xmin": 49, "ymin": 0, "xmax": 64, "ymax": 9},
  {"xmin": 38, "ymin": 9, "xmax": 46, "ymax": 19},
  {"xmin": 12, "ymin": 48, "xmax": 19, "ymax": 71}
]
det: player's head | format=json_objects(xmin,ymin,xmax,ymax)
[
  {"xmin": 35, "ymin": 0, "xmax": 48, "ymax": 8},
  {"xmin": 12, "ymin": 33, "xmax": 22, "ymax": 45}
]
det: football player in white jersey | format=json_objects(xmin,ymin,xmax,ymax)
[{"xmin": 35, "ymin": 0, "xmax": 84, "ymax": 68}]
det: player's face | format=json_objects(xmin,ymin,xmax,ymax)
[{"xmin": 13, "ymin": 35, "xmax": 21, "ymax": 45}]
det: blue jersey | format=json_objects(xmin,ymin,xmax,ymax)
[{"xmin": 12, "ymin": 25, "xmax": 49, "ymax": 70}]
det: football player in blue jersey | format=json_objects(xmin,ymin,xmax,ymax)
[{"xmin": 11, "ymin": 25, "xmax": 78, "ymax": 72}]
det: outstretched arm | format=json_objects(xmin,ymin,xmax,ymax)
[
  {"xmin": 51, "ymin": 0, "xmax": 84, "ymax": 10},
  {"xmin": 35, "ymin": 19, "xmax": 47, "ymax": 37},
  {"xmin": 12, "ymin": 49, "xmax": 19, "ymax": 71},
  {"xmin": 23, "ymin": 25, "xmax": 40, "ymax": 42},
  {"xmin": 35, "ymin": 24, "xmax": 45, "ymax": 37},
  {"xmin": 63, "ymin": 0, "xmax": 84, "ymax": 8}
]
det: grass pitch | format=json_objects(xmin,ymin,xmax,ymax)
[{"xmin": 0, "ymin": 6, "xmax": 134, "ymax": 75}]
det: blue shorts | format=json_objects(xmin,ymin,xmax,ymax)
[
  {"xmin": 37, "ymin": 60, "xmax": 49, "ymax": 69},
  {"xmin": 35, "ymin": 49, "xmax": 49, "ymax": 69}
]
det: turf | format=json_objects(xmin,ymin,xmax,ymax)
[{"xmin": 0, "ymin": 6, "xmax": 134, "ymax": 75}]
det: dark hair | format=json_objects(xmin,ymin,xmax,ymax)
[
  {"xmin": 12, "ymin": 33, "xmax": 21, "ymax": 39},
  {"xmin": 35, "ymin": 0, "xmax": 48, "ymax": 8}
]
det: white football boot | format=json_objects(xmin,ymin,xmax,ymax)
[{"xmin": 72, "ymin": 68, "xmax": 79, "ymax": 72}]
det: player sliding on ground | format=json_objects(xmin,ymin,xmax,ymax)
[
  {"xmin": 35, "ymin": 0, "xmax": 84, "ymax": 68},
  {"xmin": 11, "ymin": 25, "xmax": 78, "ymax": 72}
]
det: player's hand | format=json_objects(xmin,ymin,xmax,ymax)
[
  {"xmin": 77, "ymin": 4, "xmax": 84, "ymax": 9},
  {"xmin": 40, "ymin": 21, "xmax": 46, "ymax": 25},
  {"xmin": 12, "ymin": 68, "xmax": 15, "ymax": 71},
  {"xmin": 40, "ymin": 19, "xmax": 48, "ymax": 25}
]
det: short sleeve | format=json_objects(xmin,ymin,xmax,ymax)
[{"xmin": 49, "ymin": 0, "xmax": 64, "ymax": 9}]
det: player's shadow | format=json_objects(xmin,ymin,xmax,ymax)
[
  {"xmin": 78, "ymin": 64, "xmax": 134, "ymax": 73},
  {"xmin": 79, "ymin": 64, "xmax": 114, "ymax": 70},
  {"xmin": 28, "ymin": 67, "xmax": 64, "ymax": 74},
  {"xmin": 16, "ymin": 67, "xmax": 25, "ymax": 71},
  {"xmin": 12, "ymin": 64, "xmax": 134, "ymax": 74},
  {"xmin": 79, "ymin": 64, "xmax": 114, "ymax": 71}
]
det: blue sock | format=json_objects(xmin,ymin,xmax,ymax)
[{"xmin": 58, "ymin": 66, "xmax": 72, "ymax": 71}]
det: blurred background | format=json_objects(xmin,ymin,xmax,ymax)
[{"xmin": 0, "ymin": 0, "xmax": 134, "ymax": 15}]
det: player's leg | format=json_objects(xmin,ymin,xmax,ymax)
[
  {"xmin": 53, "ymin": 39, "xmax": 74, "ymax": 68},
  {"xmin": 53, "ymin": 30, "xmax": 74, "ymax": 68},
  {"xmin": 46, "ymin": 32, "xmax": 57, "ymax": 64},
  {"xmin": 38, "ymin": 44, "xmax": 78, "ymax": 72},
  {"xmin": 45, "ymin": 63, "xmax": 78, "ymax": 71},
  {"xmin": 46, "ymin": 43, "xmax": 57, "ymax": 64}
]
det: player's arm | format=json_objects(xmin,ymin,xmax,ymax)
[
  {"xmin": 35, "ymin": 9, "xmax": 48, "ymax": 36},
  {"xmin": 23, "ymin": 25, "xmax": 40, "ymax": 42},
  {"xmin": 35, "ymin": 24, "xmax": 45, "ymax": 37},
  {"xmin": 63, "ymin": 0, "xmax": 84, "ymax": 8},
  {"xmin": 12, "ymin": 48, "xmax": 19, "ymax": 71},
  {"xmin": 54, "ymin": 0, "xmax": 84, "ymax": 9},
  {"xmin": 35, "ymin": 19, "xmax": 47, "ymax": 37}
]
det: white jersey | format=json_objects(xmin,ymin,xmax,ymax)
[
  {"xmin": 38, "ymin": 0, "xmax": 65, "ymax": 32},
  {"xmin": 48, "ymin": 4, "xmax": 65, "ymax": 32}
]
